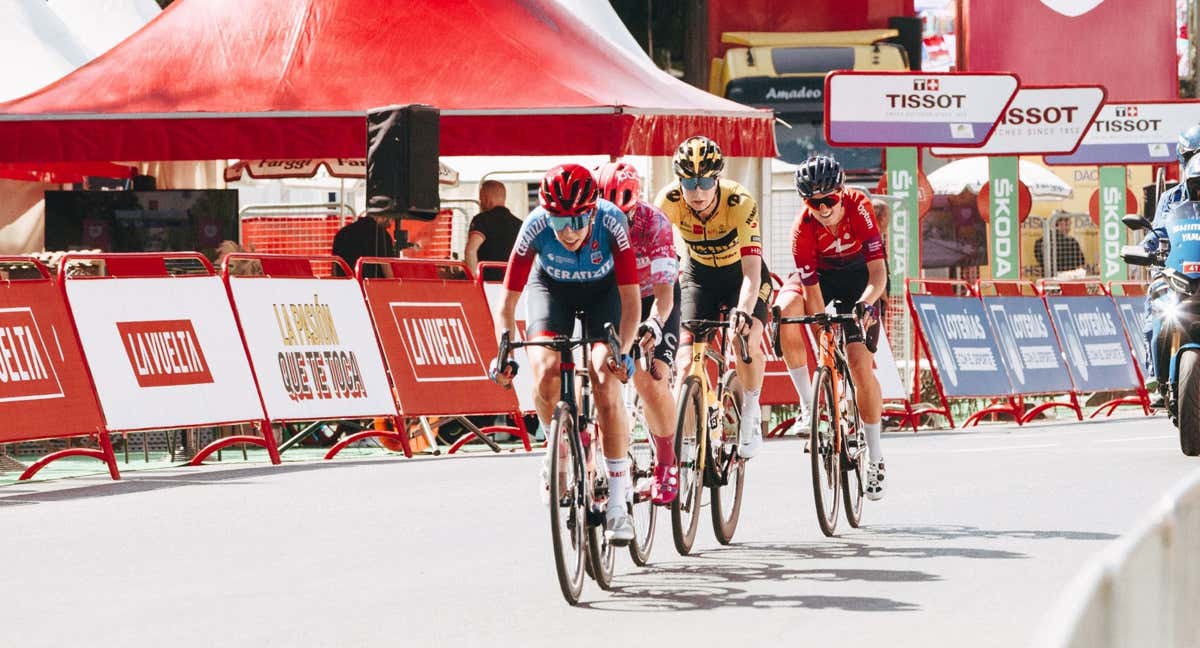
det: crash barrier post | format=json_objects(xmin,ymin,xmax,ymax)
[
  {"xmin": 477, "ymin": 261, "xmax": 538, "ymax": 418},
  {"xmin": 906, "ymin": 279, "xmax": 1014, "ymax": 428},
  {"xmin": 218, "ymin": 253, "xmax": 404, "ymax": 462},
  {"xmin": 59, "ymin": 253, "xmax": 273, "ymax": 465},
  {"xmin": 1039, "ymin": 280, "xmax": 1150, "ymax": 418},
  {"xmin": 763, "ymin": 272, "xmax": 915, "ymax": 437},
  {"xmin": 0, "ymin": 257, "xmax": 118, "ymax": 480},
  {"xmin": 1037, "ymin": 471, "xmax": 1200, "ymax": 648},
  {"xmin": 1108, "ymin": 281, "xmax": 1154, "ymax": 408},
  {"xmin": 361, "ymin": 258, "xmax": 528, "ymax": 454},
  {"xmin": 973, "ymin": 280, "xmax": 1082, "ymax": 426}
]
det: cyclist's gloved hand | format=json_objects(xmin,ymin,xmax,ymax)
[
  {"xmin": 854, "ymin": 300, "xmax": 877, "ymax": 325},
  {"xmin": 617, "ymin": 353, "xmax": 636, "ymax": 381},
  {"xmin": 824, "ymin": 300, "xmax": 843, "ymax": 316},
  {"xmin": 1142, "ymin": 227, "xmax": 1170, "ymax": 255},
  {"xmin": 488, "ymin": 356, "xmax": 518, "ymax": 386},
  {"xmin": 730, "ymin": 308, "xmax": 752, "ymax": 337},
  {"xmin": 637, "ymin": 316, "xmax": 663, "ymax": 359}
]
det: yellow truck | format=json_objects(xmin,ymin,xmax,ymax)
[{"xmin": 710, "ymin": 30, "xmax": 910, "ymax": 176}]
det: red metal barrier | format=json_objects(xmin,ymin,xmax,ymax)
[
  {"xmin": 59, "ymin": 252, "xmax": 275, "ymax": 467},
  {"xmin": 359, "ymin": 257, "xmax": 528, "ymax": 454},
  {"xmin": 219, "ymin": 253, "xmax": 407, "ymax": 461},
  {"xmin": 971, "ymin": 280, "xmax": 1082, "ymax": 427},
  {"xmin": 1039, "ymin": 279, "xmax": 1151, "ymax": 418},
  {"xmin": 0, "ymin": 257, "xmax": 118, "ymax": 480}
]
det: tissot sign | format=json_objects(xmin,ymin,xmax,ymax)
[
  {"xmin": 932, "ymin": 85, "xmax": 1105, "ymax": 156},
  {"xmin": 1045, "ymin": 101, "xmax": 1200, "ymax": 165},
  {"xmin": 825, "ymin": 72, "xmax": 1019, "ymax": 147}
]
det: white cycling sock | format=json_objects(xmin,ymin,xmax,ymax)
[
  {"xmin": 865, "ymin": 422, "xmax": 883, "ymax": 463},
  {"xmin": 743, "ymin": 388, "xmax": 761, "ymax": 418},
  {"xmin": 606, "ymin": 457, "xmax": 631, "ymax": 511},
  {"xmin": 788, "ymin": 367, "xmax": 814, "ymax": 407}
]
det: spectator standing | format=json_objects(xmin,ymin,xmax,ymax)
[
  {"xmin": 465, "ymin": 180, "xmax": 521, "ymax": 281},
  {"xmin": 333, "ymin": 197, "xmax": 396, "ymax": 278},
  {"xmin": 1034, "ymin": 216, "xmax": 1085, "ymax": 277}
]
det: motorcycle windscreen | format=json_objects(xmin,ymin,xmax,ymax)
[{"xmin": 1164, "ymin": 201, "xmax": 1200, "ymax": 275}]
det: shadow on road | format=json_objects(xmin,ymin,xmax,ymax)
[{"xmin": 861, "ymin": 524, "xmax": 1118, "ymax": 542}]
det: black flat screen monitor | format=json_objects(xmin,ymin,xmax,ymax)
[{"xmin": 44, "ymin": 190, "xmax": 238, "ymax": 257}]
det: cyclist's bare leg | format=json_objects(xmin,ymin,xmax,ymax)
[
  {"xmin": 774, "ymin": 288, "xmax": 809, "ymax": 371},
  {"xmin": 527, "ymin": 343, "xmax": 562, "ymax": 428},
  {"xmin": 846, "ymin": 342, "xmax": 881, "ymax": 424},
  {"xmin": 588, "ymin": 343, "xmax": 630, "ymax": 459},
  {"xmin": 733, "ymin": 318, "xmax": 765, "ymax": 392},
  {"xmin": 632, "ymin": 359, "xmax": 675, "ymax": 441}
]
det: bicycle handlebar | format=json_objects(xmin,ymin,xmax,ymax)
[
  {"xmin": 496, "ymin": 324, "xmax": 629, "ymax": 382},
  {"xmin": 769, "ymin": 304, "xmax": 860, "ymax": 357},
  {"xmin": 682, "ymin": 318, "xmax": 752, "ymax": 365}
]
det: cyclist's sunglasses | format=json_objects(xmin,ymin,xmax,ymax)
[
  {"xmin": 547, "ymin": 209, "xmax": 594, "ymax": 232},
  {"xmin": 805, "ymin": 193, "xmax": 841, "ymax": 210},
  {"xmin": 680, "ymin": 176, "xmax": 718, "ymax": 191}
]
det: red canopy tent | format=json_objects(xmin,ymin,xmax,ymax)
[{"xmin": 0, "ymin": 0, "xmax": 775, "ymax": 163}]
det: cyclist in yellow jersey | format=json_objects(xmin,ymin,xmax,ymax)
[{"xmin": 655, "ymin": 136, "xmax": 772, "ymax": 459}]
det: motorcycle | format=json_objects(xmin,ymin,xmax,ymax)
[{"xmin": 1123, "ymin": 200, "xmax": 1200, "ymax": 455}]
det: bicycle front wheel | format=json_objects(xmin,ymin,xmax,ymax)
[
  {"xmin": 840, "ymin": 374, "xmax": 866, "ymax": 528},
  {"xmin": 671, "ymin": 375, "xmax": 704, "ymax": 556},
  {"xmin": 628, "ymin": 396, "xmax": 657, "ymax": 565},
  {"xmin": 548, "ymin": 402, "xmax": 587, "ymax": 604},
  {"xmin": 810, "ymin": 367, "xmax": 840, "ymax": 537},
  {"xmin": 711, "ymin": 370, "xmax": 745, "ymax": 545}
]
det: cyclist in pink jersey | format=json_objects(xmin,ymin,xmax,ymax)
[{"xmin": 597, "ymin": 161, "xmax": 681, "ymax": 505}]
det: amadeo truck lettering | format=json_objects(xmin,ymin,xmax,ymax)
[
  {"xmin": 116, "ymin": 319, "xmax": 213, "ymax": 388},
  {"xmin": 390, "ymin": 302, "xmax": 486, "ymax": 382},
  {"xmin": 0, "ymin": 308, "xmax": 64, "ymax": 401}
]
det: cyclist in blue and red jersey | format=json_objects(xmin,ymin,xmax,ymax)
[
  {"xmin": 774, "ymin": 155, "xmax": 890, "ymax": 501},
  {"xmin": 490, "ymin": 163, "xmax": 642, "ymax": 543},
  {"xmin": 597, "ymin": 161, "xmax": 681, "ymax": 505}
]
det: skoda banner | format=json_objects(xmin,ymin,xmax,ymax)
[
  {"xmin": 1099, "ymin": 166, "xmax": 1128, "ymax": 281},
  {"xmin": 825, "ymin": 72, "xmax": 1019, "ymax": 147},
  {"xmin": 886, "ymin": 147, "xmax": 921, "ymax": 296},
  {"xmin": 988, "ymin": 156, "xmax": 1021, "ymax": 280},
  {"xmin": 910, "ymin": 295, "xmax": 1012, "ymax": 397},
  {"xmin": 1045, "ymin": 101, "xmax": 1200, "ymax": 165},
  {"xmin": 1113, "ymin": 295, "xmax": 1149, "ymax": 369},
  {"xmin": 982, "ymin": 296, "xmax": 1073, "ymax": 394},
  {"xmin": 1044, "ymin": 296, "xmax": 1139, "ymax": 392}
]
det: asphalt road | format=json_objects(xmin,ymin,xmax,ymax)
[{"xmin": 1, "ymin": 413, "xmax": 1196, "ymax": 647}]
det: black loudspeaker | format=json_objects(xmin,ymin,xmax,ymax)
[
  {"xmin": 887, "ymin": 16, "xmax": 924, "ymax": 72},
  {"xmin": 366, "ymin": 104, "xmax": 440, "ymax": 221},
  {"xmin": 131, "ymin": 174, "xmax": 157, "ymax": 191}
]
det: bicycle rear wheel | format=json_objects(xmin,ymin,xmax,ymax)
[
  {"xmin": 711, "ymin": 370, "xmax": 745, "ymax": 545},
  {"xmin": 584, "ymin": 420, "xmax": 616, "ymax": 590},
  {"xmin": 671, "ymin": 375, "xmax": 704, "ymax": 555},
  {"xmin": 840, "ymin": 375, "xmax": 866, "ymax": 528},
  {"xmin": 628, "ymin": 395, "xmax": 657, "ymax": 565},
  {"xmin": 810, "ymin": 367, "xmax": 840, "ymax": 537},
  {"xmin": 548, "ymin": 402, "xmax": 587, "ymax": 604}
]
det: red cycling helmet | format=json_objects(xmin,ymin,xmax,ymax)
[
  {"xmin": 539, "ymin": 163, "xmax": 599, "ymax": 216},
  {"xmin": 596, "ymin": 161, "xmax": 641, "ymax": 213}
]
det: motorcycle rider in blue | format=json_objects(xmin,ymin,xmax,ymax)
[{"xmin": 1141, "ymin": 124, "xmax": 1200, "ymax": 386}]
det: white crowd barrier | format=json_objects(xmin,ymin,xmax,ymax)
[{"xmin": 1038, "ymin": 470, "xmax": 1200, "ymax": 648}]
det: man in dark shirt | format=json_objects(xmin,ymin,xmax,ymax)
[
  {"xmin": 1034, "ymin": 215, "xmax": 1085, "ymax": 277},
  {"xmin": 465, "ymin": 180, "xmax": 521, "ymax": 281},
  {"xmin": 333, "ymin": 197, "xmax": 396, "ymax": 278}
]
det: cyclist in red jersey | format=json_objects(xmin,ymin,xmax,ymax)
[{"xmin": 775, "ymin": 155, "xmax": 889, "ymax": 500}]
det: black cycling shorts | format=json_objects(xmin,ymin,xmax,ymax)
[
  {"xmin": 639, "ymin": 282, "xmax": 682, "ymax": 366},
  {"xmin": 817, "ymin": 264, "xmax": 881, "ymax": 353},
  {"xmin": 525, "ymin": 270, "xmax": 621, "ymax": 340},
  {"xmin": 679, "ymin": 259, "xmax": 772, "ymax": 341}
]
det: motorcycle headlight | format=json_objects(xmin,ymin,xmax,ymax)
[{"xmin": 1166, "ymin": 271, "xmax": 1200, "ymax": 297}]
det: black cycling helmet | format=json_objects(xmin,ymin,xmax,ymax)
[
  {"xmin": 672, "ymin": 136, "xmax": 725, "ymax": 178},
  {"xmin": 794, "ymin": 155, "xmax": 844, "ymax": 198},
  {"xmin": 1179, "ymin": 124, "xmax": 1200, "ymax": 166}
]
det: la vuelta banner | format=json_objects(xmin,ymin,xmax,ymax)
[
  {"xmin": 227, "ymin": 277, "xmax": 395, "ymax": 419},
  {"xmin": 1044, "ymin": 296, "xmax": 1139, "ymax": 392},
  {"xmin": 1098, "ymin": 166, "xmax": 1128, "ymax": 281},
  {"xmin": 909, "ymin": 295, "xmax": 1012, "ymax": 397},
  {"xmin": 988, "ymin": 156, "xmax": 1021, "ymax": 280},
  {"xmin": 981, "ymin": 296, "xmax": 1074, "ymax": 394},
  {"xmin": 0, "ymin": 278, "xmax": 105, "ymax": 443},
  {"xmin": 886, "ymin": 147, "xmax": 920, "ymax": 296},
  {"xmin": 65, "ymin": 276, "xmax": 264, "ymax": 430},
  {"xmin": 367, "ymin": 275, "xmax": 518, "ymax": 417}
]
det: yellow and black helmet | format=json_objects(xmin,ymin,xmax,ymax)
[{"xmin": 672, "ymin": 136, "xmax": 724, "ymax": 179}]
